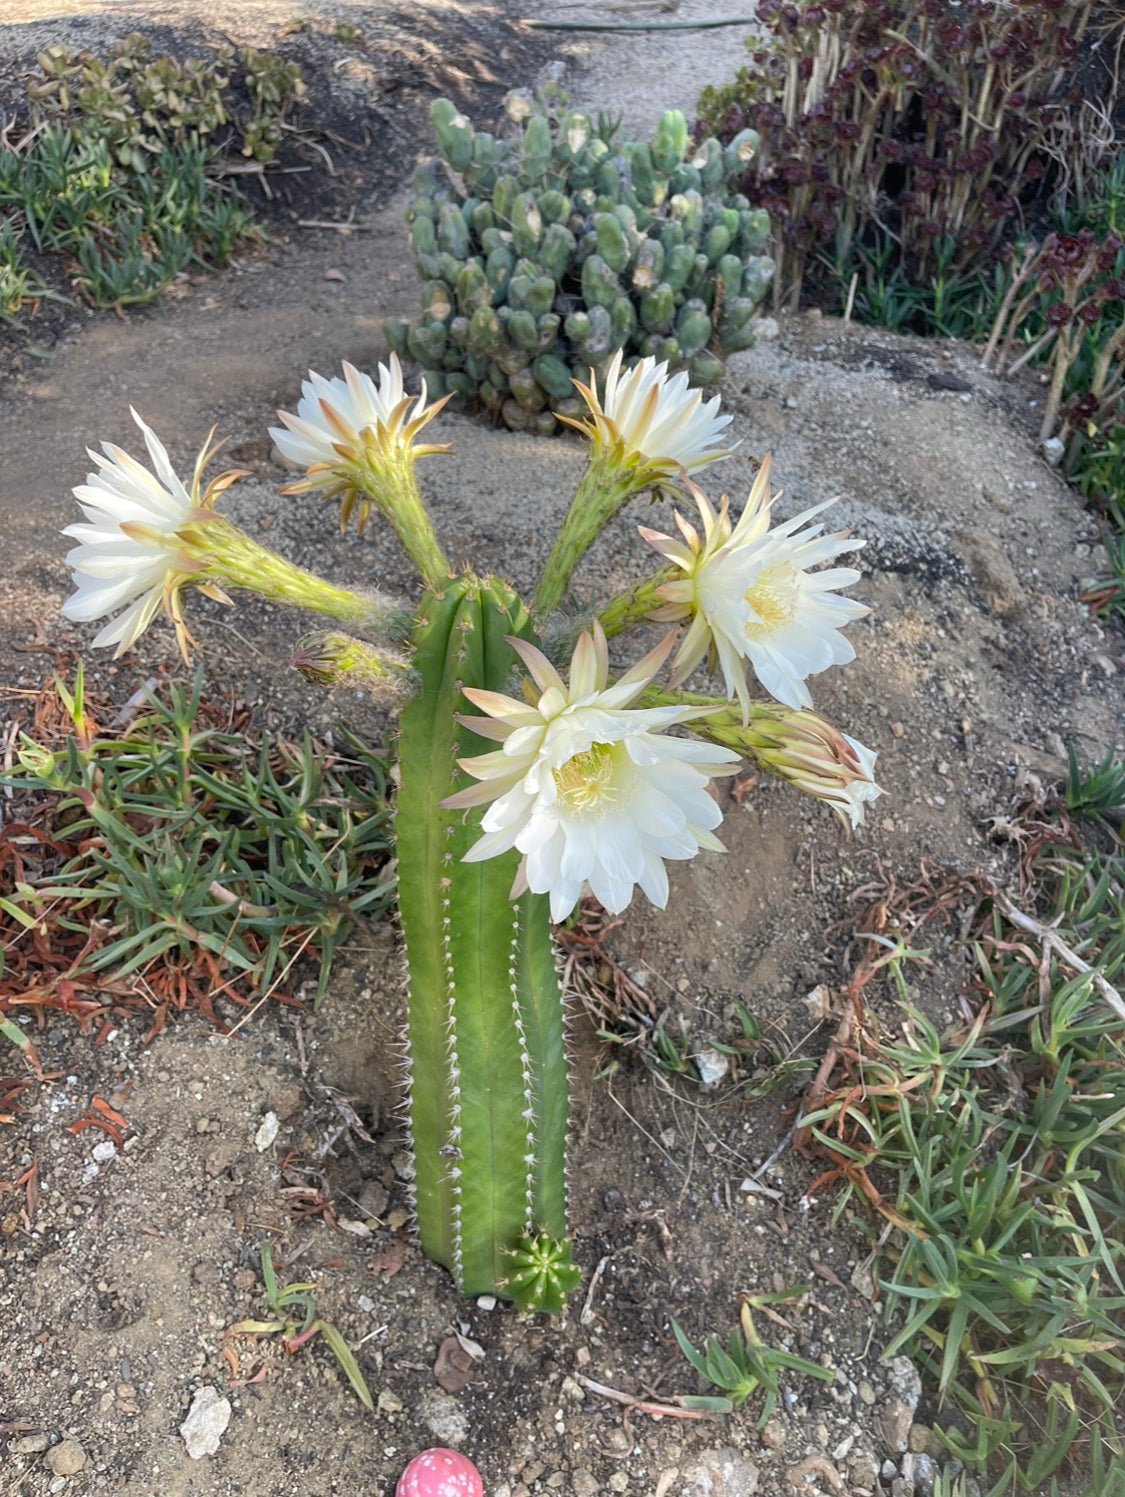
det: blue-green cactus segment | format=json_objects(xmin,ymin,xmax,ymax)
[
  {"xmin": 393, "ymin": 96, "xmax": 775, "ymax": 426},
  {"xmin": 397, "ymin": 574, "xmax": 572, "ymax": 1302}
]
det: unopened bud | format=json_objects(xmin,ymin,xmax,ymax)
[
  {"xmin": 292, "ymin": 632, "xmax": 416, "ymax": 710},
  {"xmin": 688, "ymin": 701, "xmax": 882, "ymax": 829}
]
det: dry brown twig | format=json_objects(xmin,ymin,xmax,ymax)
[
  {"xmin": 575, "ymin": 1373, "xmax": 720, "ymax": 1421},
  {"xmin": 993, "ymin": 890, "xmax": 1125, "ymax": 1026}
]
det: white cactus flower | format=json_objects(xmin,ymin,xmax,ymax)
[
  {"xmin": 61, "ymin": 411, "xmax": 232, "ymax": 657},
  {"xmin": 642, "ymin": 456, "xmax": 869, "ymax": 717},
  {"xmin": 569, "ymin": 348, "xmax": 735, "ymax": 481},
  {"xmin": 443, "ymin": 623, "xmax": 740, "ymax": 922},
  {"xmin": 270, "ymin": 355, "xmax": 448, "ymax": 533}
]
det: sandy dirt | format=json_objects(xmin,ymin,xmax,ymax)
[{"xmin": 2, "ymin": 6, "xmax": 1123, "ymax": 1497}]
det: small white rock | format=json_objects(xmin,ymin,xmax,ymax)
[
  {"xmin": 91, "ymin": 1139, "xmax": 117, "ymax": 1164},
  {"xmin": 180, "ymin": 1386, "xmax": 232, "ymax": 1459},
  {"xmin": 338, "ymin": 1217, "xmax": 372, "ymax": 1238},
  {"xmin": 254, "ymin": 1111, "xmax": 279, "ymax": 1151},
  {"xmin": 477, "ymin": 1294, "xmax": 497, "ymax": 1311},
  {"xmin": 1041, "ymin": 436, "xmax": 1065, "ymax": 467},
  {"xmin": 804, "ymin": 984, "xmax": 833, "ymax": 1021},
  {"xmin": 694, "ymin": 1047, "xmax": 730, "ymax": 1087},
  {"xmin": 357, "ymin": 1294, "xmax": 376, "ymax": 1313}
]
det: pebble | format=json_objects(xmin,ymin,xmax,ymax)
[
  {"xmin": 679, "ymin": 1447, "xmax": 760, "ymax": 1495},
  {"xmin": 254, "ymin": 1111, "xmax": 279, "ymax": 1151},
  {"xmin": 358, "ymin": 1180, "xmax": 390, "ymax": 1220},
  {"xmin": 960, "ymin": 531, "xmax": 1027, "ymax": 618},
  {"xmin": 418, "ymin": 1389, "xmax": 469, "ymax": 1446},
  {"xmin": 907, "ymin": 1426, "xmax": 941, "ymax": 1457},
  {"xmin": 572, "ymin": 1471, "xmax": 599, "ymax": 1497},
  {"xmin": 857, "ymin": 1379, "xmax": 876, "ymax": 1406},
  {"xmin": 694, "ymin": 1047, "xmax": 730, "ymax": 1087},
  {"xmin": 45, "ymin": 1439, "xmax": 86, "ymax": 1476},
  {"xmin": 379, "ymin": 1390, "xmax": 404, "ymax": 1414},
  {"xmin": 760, "ymin": 1419, "xmax": 787, "ymax": 1451},
  {"xmin": 887, "ymin": 1357, "xmax": 922, "ymax": 1410},
  {"xmin": 180, "ymin": 1386, "xmax": 232, "ymax": 1459},
  {"xmin": 10, "ymin": 1433, "xmax": 51, "ymax": 1454},
  {"xmin": 912, "ymin": 1452, "xmax": 938, "ymax": 1497},
  {"xmin": 91, "ymin": 1140, "xmax": 117, "ymax": 1164}
]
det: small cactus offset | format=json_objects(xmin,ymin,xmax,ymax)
[{"xmin": 384, "ymin": 85, "xmax": 774, "ymax": 433}]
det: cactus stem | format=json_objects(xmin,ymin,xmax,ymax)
[
  {"xmin": 596, "ymin": 565, "xmax": 679, "ymax": 638},
  {"xmin": 531, "ymin": 448, "xmax": 640, "ymax": 620}
]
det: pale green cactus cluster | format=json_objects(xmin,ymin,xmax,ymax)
[{"xmin": 383, "ymin": 91, "xmax": 774, "ymax": 434}]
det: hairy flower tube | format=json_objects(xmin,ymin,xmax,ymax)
[
  {"xmin": 270, "ymin": 356, "xmax": 450, "ymax": 584},
  {"xmin": 442, "ymin": 623, "xmax": 740, "ymax": 921},
  {"xmin": 291, "ymin": 631, "xmax": 416, "ymax": 708},
  {"xmin": 62, "ymin": 410, "xmax": 407, "ymax": 659},
  {"xmin": 664, "ymin": 694, "xmax": 882, "ymax": 829},
  {"xmin": 532, "ymin": 352, "xmax": 735, "ymax": 619},
  {"xmin": 641, "ymin": 457, "xmax": 869, "ymax": 717}
]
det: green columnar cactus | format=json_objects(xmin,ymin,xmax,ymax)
[
  {"xmin": 384, "ymin": 86, "xmax": 775, "ymax": 432},
  {"xmin": 395, "ymin": 573, "xmax": 578, "ymax": 1309},
  {"xmin": 60, "ymin": 352, "xmax": 881, "ymax": 1320}
]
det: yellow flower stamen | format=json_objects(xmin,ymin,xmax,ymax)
[{"xmin": 552, "ymin": 743, "xmax": 624, "ymax": 814}]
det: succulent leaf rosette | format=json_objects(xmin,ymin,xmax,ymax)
[{"xmin": 60, "ymin": 351, "xmax": 879, "ymax": 1310}]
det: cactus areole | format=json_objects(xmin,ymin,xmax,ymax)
[{"xmin": 396, "ymin": 574, "xmax": 579, "ymax": 1313}]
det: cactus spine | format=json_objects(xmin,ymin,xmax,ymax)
[{"xmin": 396, "ymin": 573, "xmax": 578, "ymax": 1311}]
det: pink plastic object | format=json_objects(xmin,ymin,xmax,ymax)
[{"xmin": 395, "ymin": 1449, "xmax": 484, "ymax": 1497}]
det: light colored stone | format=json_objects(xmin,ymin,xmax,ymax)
[
  {"xmin": 254, "ymin": 1111, "xmax": 279, "ymax": 1151},
  {"xmin": 180, "ymin": 1386, "xmax": 232, "ymax": 1459},
  {"xmin": 10, "ymin": 1433, "xmax": 51, "ymax": 1454},
  {"xmin": 887, "ymin": 1358, "xmax": 921, "ymax": 1408},
  {"xmin": 695, "ymin": 1047, "xmax": 730, "ymax": 1087},
  {"xmin": 377, "ymin": 1390, "xmax": 403, "ymax": 1414},
  {"xmin": 418, "ymin": 1387, "xmax": 469, "ymax": 1445},
  {"xmin": 912, "ymin": 1452, "xmax": 938, "ymax": 1497},
  {"xmin": 678, "ymin": 1446, "xmax": 760, "ymax": 1495},
  {"xmin": 45, "ymin": 1440, "xmax": 86, "ymax": 1476},
  {"xmin": 879, "ymin": 1399, "xmax": 916, "ymax": 1455},
  {"xmin": 961, "ymin": 531, "xmax": 1027, "ymax": 618},
  {"xmin": 760, "ymin": 1419, "xmax": 787, "ymax": 1452},
  {"xmin": 849, "ymin": 1449, "xmax": 880, "ymax": 1490},
  {"xmin": 908, "ymin": 1425, "xmax": 941, "ymax": 1457}
]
